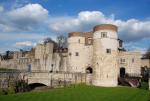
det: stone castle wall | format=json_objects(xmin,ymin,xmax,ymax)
[
  {"xmin": 141, "ymin": 59, "xmax": 150, "ymax": 68},
  {"xmin": 118, "ymin": 51, "xmax": 141, "ymax": 75},
  {"xmin": 0, "ymin": 42, "xmax": 68, "ymax": 73}
]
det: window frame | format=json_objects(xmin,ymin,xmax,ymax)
[
  {"xmin": 106, "ymin": 49, "xmax": 111, "ymax": 54},
  {"xmin": 75, "ymin": 52, "xmax": 79, "ymax": 56},
  {"xmin": 101, "ymin": 32, "xmax": 107, "ymax": 38}
]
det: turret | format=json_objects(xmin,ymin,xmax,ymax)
[
  {"xmin": 68, "ymin": 32, "xmax": 85, "ymax": 72},
  {"xmin": 92, "ymin": 24, "xmax": 119, "ymax": 87}
]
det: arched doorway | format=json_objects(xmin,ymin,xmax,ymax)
[
  {"xmin": 120, "ymin": 67, "xmax": 126, "ymax": 78},
  {"xmin": 86, "ymin": 67, "xmax": 93, "ymax": 74}
]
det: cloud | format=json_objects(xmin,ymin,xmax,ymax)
[
  {"xmin": 0, "ymin": 3, "xmax": 49, "ymax": 32},
  {"xmin": 124, "ymin": 41, "xmax": 147, "ymax": 54},
  {"xmin": 0, "ymin": 6, "xmax": 4, "ymax": 12},
  {"xmin": 12, "ymin": 41, "xmax": 36, "ymax": 51},
  {"xmin": 48, "ymin": 11, "xmax": 113, "ymax": 33},
  {"xmin": 0, "ymin": 33, "xmax": 46, "ymax": 41},
  {"xmin": 117, "ymin": 19, "xmax": 150, "ymax": 42},
  {"xmin": 48, "ymin": 11, "xmax": 150, "ymax": 43},
  {"xmin": 15, "ymin": 41, "xmax": 36, "ymax": 47},
  {"xmin": 1, "ymin": 4, "xmax": 149, "ymax": 43},
  {"xmin": 0, "ymin": 3, "xmax": 150, "ymax": 53},
  {"xmin": 7, "ymin": 3, "xmax": 48, "ymax": 22}
]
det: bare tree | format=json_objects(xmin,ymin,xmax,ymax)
[
  {"xmin": 56, "ymin": 35, "xmax": 67, "ymax": 48},
  {"xmin": 43, "ymin": 37, "xmax": 54, "ymax": 44},
  {"xmin": 144, "ymin": 48, "xmax": 150, "ymax": 59},
  {"xmin": 56, "ymin": 35, "xmax": 67, "ymax": 72}
]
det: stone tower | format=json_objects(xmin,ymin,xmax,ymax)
[
  {"xmin": 92, "ymin": 24, "xmax": 119, "ymax": 87},
  {"xmin": 68, "ymin": 32, "xmax": 93, "ymax": 73},
  {"xmin": 68, "ymin": 32, "xmax": 85, "ymax": 73}
]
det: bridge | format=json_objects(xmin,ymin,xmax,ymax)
[
  {"xmin": 0, "ymin": 71, "xmax": 87, "ymax": 88},
  {"xmin": 27, "ymin": 72, "xmax": 86, "ymax": 87}
]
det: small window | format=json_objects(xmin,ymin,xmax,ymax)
[
  {"xmin": 87, "ymin": 38, "xmax": 92, "ymax": 45},
  {"xmin": 75, "ymin": 52, "xmax": 79, "ymax": 56},
  {"xmin": 106, "ymin": 49, "xmax": 111, "ymax": 53},
  {"xmin": 101, "ymin": 32, "xmax": 107, "ymax": 38},
  {"xmin": 78, "ymin": 39, "xmax": 80, "ymax": 43},
  {"xmin": 69, "ymin": 53, "xmax": 72, "ymax": 56},
  {"xmin": 120, "ymin": 58, "xmax": 125, "ymax": 63},
  {"xmin": 132, "ymin": 58, "xmax": 134, "ymax": 63}
]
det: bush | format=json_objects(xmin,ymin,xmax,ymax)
[
  {"xmin": 0, "ymin": 89, "xmax": 8, "ymax": 95},
  {"xmin": 7, "ymin": 86, "xmax": 15, "ymax": 94},
  {"xmin": 139, "ymin": 82, "xmax": 149, "ymax": 90},
  {"xmin": 15, "ymin": 80, "xmax": 29, "ymax": 92},
  {"xmin": 0, "ymin": 89, "xmax": 3, "ymax": 95}
]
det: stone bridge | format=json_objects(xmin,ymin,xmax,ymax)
[
  {"xmin": 0, "ymin": 71, "xmax": 91, "ymax": 88},
  {"xmin": 26, "ymin": 72, "xmax": 87, "ymax": 87}
]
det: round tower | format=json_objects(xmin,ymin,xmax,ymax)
[
  {"xmin": 92, "ymin": 24, "xmax": 119, "ymax": 87},
  {"xmin": 68, "ymin": 32, "xmax": 85, "ymax": 73}
]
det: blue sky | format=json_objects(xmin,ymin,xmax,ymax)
[{"xmin": 0, "ymin": 0, "xmax": 150, "ymax": 53}]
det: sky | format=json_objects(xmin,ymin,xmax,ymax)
[{"xmin": 0, "ymin": 0, "xmax": 150, "ymax": 53}]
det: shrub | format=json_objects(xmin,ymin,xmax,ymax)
[
  {"xmin": 0, "ymin": 89, "xmax": 3, "ymax": 95},
  {"xmin": 7, "ymin": 86, "xmax": 15, "ymax": 94},
  {"xmin": 0, "ymin": 89, "xmax": 8, "ymax": 95},
  {"xmin": 139, "ymin": 82, "xmax": 149, "ymax": 90}
]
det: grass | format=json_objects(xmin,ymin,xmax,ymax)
[
  {"xmin": 0, "ymin": 85, "xmax": 150, "ymax": 101},
  {"xmin": 140, "ymin": 82, "xmax": 149, "ymax": 90}
]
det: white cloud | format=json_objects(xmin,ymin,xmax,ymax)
[
  {"xmin": 1, "ymin": 4, "xmax": 150, "ymax": 43},
  {"xmin": 0, "ymin": 3, "xmax": 49, "ymax": 32},
  {"xmin": 15, "ymin": 41, "xmax": 36, "ymax": 47},
  {"xmin": 117, "ymin": 19, "xmax": 150, "ymax": 41},
  {"xmin": 0, "ymin": 33, "xmax": 46, "ymax": 41},
  {"xmin": 7, "ymin": 3, "xmax": 48, "ymax": 22},
  {"xmin": 49, "ymin": 11, "xmax": 115, "ymax": 33},
  {"xmin": 0, "ymin": 6, "xmax": 4, "ymax": 12},
  {"xmin": 0, "ymin": 4, "xmax": 150, "ymax": 53},
  {"xmin": 124, "ymin": 41, "xmax": 147, "ymax": 54},
  {"xmin": 48, "ymin": 11, "xmax": 112, "ymax": 33},
  {"xmin": 48, "ymin": 11, "xmax": 150, "ymax": 43}
]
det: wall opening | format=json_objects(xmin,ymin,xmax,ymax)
[
  {"xmin": 120, "ymin": 67, "xmax": 126, "ymax": 78},
  {"xmin": 86, "ymin": 67, "xmax": 93, "ymax": 74},
  {"xmin": 28, "ymin": 83, "xmax": 47, "ymax": 91}
]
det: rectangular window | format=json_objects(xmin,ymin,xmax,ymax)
[
  {"xmin": 101, "ymin": 32, "xmax": 107, "ymax": 38},
  {"xmin": 75, "ymin": 52, "xmax": 79, "ymax": 56},
  {"xmin": 106, "ymin": 49, "xmax": 111, "ymax": 53},
  {"xmin": 87, "ymin": 38, "xmax": 92, "ymax": 45},
  {"xmin": 69, "ymin": 53, "xmax": 72, "ymax": 56},
  {"xmin": 132, "ymin": 58, "xmax": 134, "ymax": 63},
  {"xmin": 120, "ymin": 58, "xmax": 125, "ymax": 63},
  {"xmin": 78, "ymin": 39, "xmax": 80, "ymax": 43}
]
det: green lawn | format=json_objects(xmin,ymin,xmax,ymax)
[{"xmin": 0, "ymin": 85, "xmax": 150, "ymax": 101}]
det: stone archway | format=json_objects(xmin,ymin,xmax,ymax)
[
  {"xmin": 120, "ymin": 67, "xmax": 126, "ymax": 78},
  {"xmin": 28, "ymin": 83, "xmax": 47, "ymax": 90},
  {"xmin": 86, "ymin": 67, "xmax": 93, "ymax": 74}
]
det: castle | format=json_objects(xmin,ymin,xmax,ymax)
[{"xmin": 0, "ymin": 24, "xmax": 147, "ymax": 87}]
